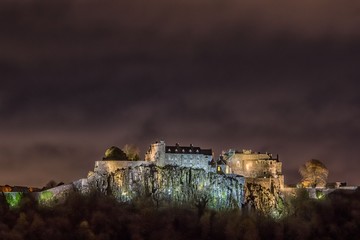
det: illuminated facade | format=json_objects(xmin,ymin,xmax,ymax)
[
  {"xmin": 222, "ymin": 149, "xmax": 284, "ymax": 188},
  {"xmin": 145, "ymin": 141, "xmax": 213, "ymax": 172}
]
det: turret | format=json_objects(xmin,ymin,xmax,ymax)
[{"xmin": 145, "ymin": 141, "xmax": 166, "ymax": 165}]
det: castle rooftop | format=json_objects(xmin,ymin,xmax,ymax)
[{"xmin": 166, "ymin": 143, "xmax": 212, "ymax": 155}]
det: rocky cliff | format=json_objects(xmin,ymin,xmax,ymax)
[
  {"xmin": 87, "ymin": 164, "xmax": 245, "ymax": 210},
  {"xmin": 2, "ymin": 164, "xmax": 286, "ymax": 216},
  {"xmin": 245, "ymin": 177, "xmax": 286, "ymax": 217}
]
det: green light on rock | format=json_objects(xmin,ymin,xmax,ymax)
[
  {"xmin": 39, "ymin": 190, "xmax": 54, "ymax": 205},
  {"xmin": 5, "ymin": 192, "xmax": 23, "ymax": 208},
  {"xmin": 316, "ymin": 190, "xmax": 325, "ymax": 200}
]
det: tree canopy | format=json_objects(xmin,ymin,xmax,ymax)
[
  {"xmin": 103, "ymin": 146, "xmax": 128, "ymax": 160},
  {"xmin": 299, "ymin": 159, "xmax": 329, "ymax": 188},
  {"xmin": 103, "ymin": 145, "xmax": 140, "ymax": 161}
]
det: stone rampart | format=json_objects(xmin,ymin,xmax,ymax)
[{"xmin": 94, "ymin": 161, "xmax": 150, "ymax": 174}]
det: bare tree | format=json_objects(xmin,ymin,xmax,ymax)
[
  {"xmin": 123, "ymin": 144, "xmax": 140, "ymax": 161},
  {"xmin": 43, "ymin": 180, "xmax": 57, "ymax": 190},
  {"xmin": 299, "ymin": 159, "xmax": 329, "ymax": 188},
  {"xmin": 195, "ymin": 195, "xmax": 209, "ymax": 218}
]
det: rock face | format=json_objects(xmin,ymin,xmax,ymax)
[
  {"xmin": 245, "ymin": 177, "xmax": 286, "ymax": 217},
  {"xmin": 2, "ymin": 164, "xmax": 285, "ymax": 216},
  {"xmin": 87, "ymin": 164, "xmax": 245, "ymax": 210}
]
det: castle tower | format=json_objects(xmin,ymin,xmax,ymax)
[{"xmin": 145, "ymin": 141, "xmax": 166, "ymax": 166}]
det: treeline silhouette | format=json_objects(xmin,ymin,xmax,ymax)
[{"xmin": 0, "ymin": 188, "xmax": 359, "ymax": 240}]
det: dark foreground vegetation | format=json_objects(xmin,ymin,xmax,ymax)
[{"xmin": 0, "ymin": 189, "xmax": 360, "ymax": 240}]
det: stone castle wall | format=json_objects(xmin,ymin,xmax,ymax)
[
  {"xmin": 145, "ymin": 141, "xmax": 212, "ymax": 172},
  {"xmin": 144, "ymin": 141, "xmax": 166, "ymax": 164},
  {"xmin": 225, "ymin": 150, "xmax": 282, "ymax": 179},
  {"xmin": 164, "ymin": 153, "xmax": 211, "ymax": 171},
  {"xmin": 94, "ymin": 161, "xmax": 150, "ymax": 174}
]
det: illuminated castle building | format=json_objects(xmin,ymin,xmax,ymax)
[
  {"xmin": 144, "ymin": 141, "xmax": 284, "ymax": 189},
  {"xmin": 221, "ymin": 149, "xmax": 284, "ymax": 188},
  {"xmin": 144, "ymin": 141, "xmax": 213, "ymax": 172},
  {"xmin": 222, "ymin": 149, "xmax": 283, "ymax": 178}
]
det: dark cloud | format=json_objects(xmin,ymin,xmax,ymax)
[
  {"xmin": 0, "ymin": 0, "xmax": 360, "ymax": 186},
  {"xmin": 0, "ymin": 140, "xmax": 98, "ymax": 186}
]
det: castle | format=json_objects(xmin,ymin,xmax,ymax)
[
  {"xmin": 86, "ymin": 141, "xmax": 285, "ymax": 214},
  {"xmin": 96, "ymin": 141, "xmax": 284, "ymax": 187},
  {"xmin": 94, "ymin": 141, "xmax": 215, "ymax": 175},
  {"xmin": 3, "ymin": 140, "xmax": 356, "ymax": 214},
  {"xmin": 221, "ymin": 149, "xmax": 284, "ymax": 188},
  {"xmin": 143, "ymin": 141, "xmax": 284, "ymax": 188}
]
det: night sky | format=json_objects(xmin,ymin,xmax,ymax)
[{"xmin": 1, "ymin": 0, "xmax": 360, "ymax": 187}]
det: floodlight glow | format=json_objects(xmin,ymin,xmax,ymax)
[{"xmin": 5, "ymin": 192, "xmax": 23, "ymax": 208}]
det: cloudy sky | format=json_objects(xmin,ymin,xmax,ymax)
[{"xmin": 1, "ymin": 0, "xmax": 360, "ymax": 187}]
